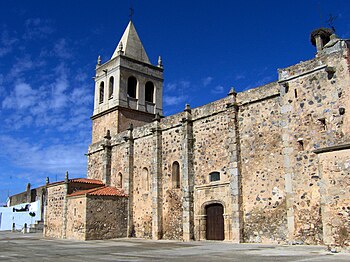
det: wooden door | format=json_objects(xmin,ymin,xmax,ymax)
[{"xmin": 206, "ymin": 203, "xmax": 224, "ymax": 240}]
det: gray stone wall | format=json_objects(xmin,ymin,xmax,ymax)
[
  {"xmin": 85, "ymin": 196, "xmax": 128, "ymax": 240},
  {"xmin": 66, "ymin": 196, "xmax": 86, "ymax": 240},
  {"xmin": 237, "ymin": 83, "xmax": 286, "ymax": 243},
  {"xmin": 44, "ymin": 184, "xmax": 66, "ymax": 238}
]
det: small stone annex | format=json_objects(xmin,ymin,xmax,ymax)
[{"xmin": 43, "ymin": 21, "xmax": 350, "ymax": 248}]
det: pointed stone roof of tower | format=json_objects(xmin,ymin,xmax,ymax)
[{"xmin": 111, "ymin": 21, "xmax": 150, "ymax": 64}]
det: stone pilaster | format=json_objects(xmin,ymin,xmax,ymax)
[
  {"xmin": 279, "ymin": 83, "xmax": 295, "ymax": 242},
  {"xmin": 151, "ymin": 114, "xmax": 163, "ymax": 239},
  {"xmin": 181, "ymin": 104, "xmax": 194, "ymax": 241},
  {"xmin": 125, "ymin": 125, "xmax": 135, "ymax": 237},
  {"xmin": 102, "ymin": 130, "xmax": 112, "ymax": 186},
  {"xmin": 227, "ymin": 88, "xmax": 243, "ymax": 242},
  {"xmin": 62, "ymin": 172, "xmax": 69, "ymax": 239}
]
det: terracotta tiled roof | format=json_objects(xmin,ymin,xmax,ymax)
[
  {"xmin": 88, "ymin": 186, "xmax": 127, "ymax": 197},
  {"xmin": 69, "ymin": 178, "xmax": 104, "ymax": 185},
  {"xmin": 47, "ymin": 178, "xmax": 104, "ymax": 187},
  {"xmin": 67, "ymin": 186, "xmax": 127, "ymax": 197}
]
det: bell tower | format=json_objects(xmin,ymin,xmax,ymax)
[{"xmin": 91, "ymin": 21, "xmax": 164, "ymax": 143}]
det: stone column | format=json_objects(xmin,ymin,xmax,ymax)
[
  {"xmin": 62, "ymin": 171, "xmax": 69, "ymax": 239},
  {"xmin": 279, "ymin": 82, "xmax": 295, "ymax": 242},
  {"xmin": 151, "ymin": 114, "xmax": 163, "ymax": 239},
  {"xmin": 125, "ymin": 124, "xmax": 135, "ymax": 237},
  {"xmin": 227, "ymin": 88, "xmax": 243, "ymax": 243},
  {"xmin": 102, "ymin": 130, "xmax": 112, "ymax": 186},
  {"xmin": 181, "ymin": 104, "xmax": 194, "ymax": 241},
  {"xmin": 43, "ymin": 177, "xmax": 49, "ymax": 236}
]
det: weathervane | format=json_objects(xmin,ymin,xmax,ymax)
[{"xmin": 326, "ymin": 14, "xmax": 337, "ymax": 33}]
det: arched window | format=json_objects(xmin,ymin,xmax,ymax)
[
  {"xmin": 172, "ymin": 161, "xmax": 180, "ymax": 188},
  {"xmin": 109, "ymin": 76, "xmax": 114, "ymax": 99},
  {"xmin": 117, "ymin": 172, "xmax": 123, "ymax": 188},
  {"xmin": 145, "ymin": 81, "xmax": 154, "ymax": 103},
  {"xmin": 127, "ymin": 76, "xmax": 137, "ymax": 98},
  {"xmin": 99, "ymin": 82, "xmax": 104, "ymax": 103},
  {"xmin": 142, "ymin": 167, "xmax": 149, "ymax": 191},
  {"xmin": 209, "ymin": 171, "xmax": 220, "ymax": 182}
]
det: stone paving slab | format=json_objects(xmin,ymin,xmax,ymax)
[{"xmin": 0, "ymin": 231, "xmax": 349, "ymax": 262}]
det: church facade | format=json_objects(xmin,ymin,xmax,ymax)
[{"xmin": 45, "ymin": 22, "xmax": 350, "ymax": 248}]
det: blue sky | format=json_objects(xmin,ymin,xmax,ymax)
[{"xmin": 0, "ymin": 0, "xmax": 349, "ymax": 204}]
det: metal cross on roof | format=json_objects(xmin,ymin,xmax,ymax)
[{"xmin": 129, "ymin": 6, "xmax": 134, "ymax": 21}]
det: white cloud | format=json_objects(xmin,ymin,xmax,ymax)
[
  {"xmin": 50, "ymin": 63, "xmax": 69, "ymax": 109},
  {"xmin": 2, "ymin": 82, "xmax": 38, "ymax": 109},
  {"xmin": 166, "ymin": 83, "xmax": 177, "ymax": 91},
  {"xmin": 202, "ymin": 76, "xmax": 213, "ymax": 87},
  {"xmin": 54, "ymin": 38, "xmax": 72, "ymax": 59},
  {"xmin": 23, "ymin": 18, "xmax": 54, "ymax": 40},
  {"xmin": 163, "ymin": 94, "xmax": 188, "ymax": 106},
  {"xmin": 0, "ymin": 30, "xmax": 18, "ymax": 57},
  {"xmin": 235, "ymin": 74, "xmax": 245, "ymax": 80},
  {"xmin": 0, "ymin": 135, "xmax": 87, "ymax": 176},
  {"xmin": 211, "ymin": 85, "xmax": 225, "ymax": 94},
  {"xmin": 179, "ymin": 80, "xmax": 190, "ymax": 88},
  {"xmin": 8, "ymin": 55, "xmax": 35, "ymax": 78}
]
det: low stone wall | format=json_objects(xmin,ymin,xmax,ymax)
[{"xmin": 85, "ymin": 196, "xmax": 128, "ymax": 240}]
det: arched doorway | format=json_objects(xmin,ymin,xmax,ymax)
[{"xmin": 206, "ymin": 203, "xmax": 224, "ymax": 240}]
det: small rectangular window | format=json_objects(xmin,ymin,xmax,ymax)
[{"xmin": 209, "ymin": 172, "xmax": 220, "ymax": 182}]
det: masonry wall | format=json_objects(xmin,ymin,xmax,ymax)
[
  {"xmin": 110, "ymin": 141, "xmax": 129, "ymax": 189},
  {"xmin": 160, "ymin": 114, "xmax": 184, "ymax": 240},
  {"xmin": 191, "ymin": 97, "xmax": 234, "ymax": 240},
  {"xmin": 87, "ymin": 142, "xmax": 104, "ymax": 182},
  {"xmin": 92, "ymin": 110, "xmax": 119, "ymax": 143},
  {"xmin": 118, "ymin": 108, "xmax": 154, "ymax": 133},
  {"xmin": 66, "ymin": 196, "xmax": 86, "ymax": 240},
  {"xmin": 45, "ymin": 184, "xmax": 66, "ymax": 238},
  {"xmin": 85, "ymin": 40, "xmax": 350, "ymax": 245},
  {"xmin": 132, "ymin": 127, "xmax": 154, "ymax": 238},
  {"xmin": 9, "ymin": 186, "xmax": 46, "ymax": 206},
  {"xmin": 85, "ymin": 196, "xmax": 128, "ymax": 240},
  {"xmin": 237, "ymin": 82, "xmax": 287, "ymax": 243},
  {"xmin": 279, "ymin": 47, "xmax": 350, "ymax": 244},
  {"xmin": 318, "ymin": 149, "xmax": 350, "ymax": 248}
]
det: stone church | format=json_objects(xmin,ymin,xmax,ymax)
[{"xmin": 44, "ymin": 21, "xmax": 350, "ymax": 248}]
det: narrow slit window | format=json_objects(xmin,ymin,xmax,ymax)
[
  {"xmin": 142, "ymin": 167, "xmax": 149, "ymax": 191},
  {"xmin": 117, "ymin": 172, "xmax": 123, "ymax": 188},
  {"xmin": 318, "ymin": 118, "xmax": 327, "ymax": 131},
  {"xmin": 172, "ymin": 161, "xmax": 180, "ymax": 189},
  {"xmin": 294, "ymin": 89, "xmax": 298, "ymax": 98},
  {"xmin": 297, "ymin": 139, "xmax": 304, "ymax": 151},
  {"xmin": 99, "ymin": 82, "xmax": 104, "ymax": 103}
]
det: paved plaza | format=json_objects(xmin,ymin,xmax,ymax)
[{"xmin": 0, "ymin": 231, "xmax": 349, "ymax": 261}]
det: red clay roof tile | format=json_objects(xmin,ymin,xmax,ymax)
[
  {"xmin": 69, "ymin": 178, "xmax": 104, "ymax": 185},
  {"xmin": 67, "ymin": 186, "xmax": 127, "ymax": 197}
]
